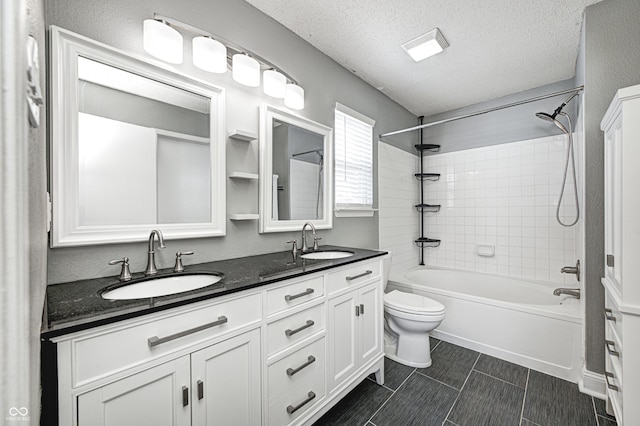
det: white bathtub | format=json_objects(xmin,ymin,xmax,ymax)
[{"xmin": 387, "ymin": 266, "xmax": 583, "ymax": 382}]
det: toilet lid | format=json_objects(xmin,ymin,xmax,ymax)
[{"xmin": 384, "ymin": 290, "xmax": 445, "ymax": 315}]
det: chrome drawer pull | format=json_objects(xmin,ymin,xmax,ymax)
[
  {"xmin": 285, "ymin": 320, "xmax": 314, "ymax": 337},
  {"xmin": 605, "ymin": 340, "xmax": 620, "ymax": 357},
  {"xmin": 286, "ymin": 355, "xmax": 316, "ymax": 376},
  {"xmin": 346, "ymin": 270, "xmax": 373, "ymax": 281},
  {"xmin": 604, "ymin": 308, "xmax": 617, "ymax": 322},
  {"xmin": 360, "ymin": 303, "xmax": 365, "ymax": 315},
  {"xmin": 286, "ymin": 391, "xmax": 316, "ymax": 414},
  {"xmin": 197, "ymin": 380, "xmax": 204, "ymax": 400},
  {"xmin": 148, "ymin": 316, "xmax": 228, "ymax": 347},
  {"xmin": 285, "ymin": 288, "xmax": 314, "ymax": 302},
  {"xmin": 605, "ymin": 371, "xmax": 619, "ymax": 391}
]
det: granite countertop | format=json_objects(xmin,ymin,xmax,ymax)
[{"xmin": 42, "ymin": 245, "xmax": 387, "ymax": 339}]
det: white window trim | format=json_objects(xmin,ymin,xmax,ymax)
[{"xmin": 334, "ymin": 103, "xmax": 376, "ymax": 218}]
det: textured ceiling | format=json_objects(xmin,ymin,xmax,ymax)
[{"xmin": 244, "ymin": 0, "xmax": 603, "ymax": 116}]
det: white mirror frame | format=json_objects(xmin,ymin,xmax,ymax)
[
  {"xmin": 259, "ymin": 104, "xmax": 333, "ymax": 233},
  {"xmin": 50, "ymin": 26, "xmax": 226, "ymax": 247}
]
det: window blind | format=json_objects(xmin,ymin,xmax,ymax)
[{"xmin": 334, "ymin": 108, "xmax": 374, "ymax": 210}]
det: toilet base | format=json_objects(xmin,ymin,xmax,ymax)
[{"xmin": 384, "ymin": 330, "xmax": 433, "ymax": 368}]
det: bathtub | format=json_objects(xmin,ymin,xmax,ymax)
[{"xmin": 387, "ymin": 266, "xmax": 583, "ymax": 382}]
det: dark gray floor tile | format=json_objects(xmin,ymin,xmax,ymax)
[
  {"xmin": 593, "ymin": 398, "xmax": 617, "ymax": 423},
  {"xmin": 417, "ymin": 341, "xmax": 480, "ymax": 390},
  {"xmin": 473, "ymin": 354, "xmax": 528, "ymax": 388},
  {"xmin": 313, "ymin": 379, "xmax": 392, "ymax": 426},
  {"xmin": 522, "ymin": 370, "xmax": 596, "ymax": 426},
  {"xmin": 448, "ymin": 371, "xmax": 525, "ymax": 426},
  {"xmin": 370, "ymin": 357, "xmax": 415, "ymax": 390},
  {"xmin": 430, "ymin": 336, "xmax": 441, "ymax": 351},
  {"xmin": 598, "ymin": 415, "xmax": 618, "ymax": 426},
  {"xmin": 372, "ymin": 373, "xmax": 459, "ymax": 426}
]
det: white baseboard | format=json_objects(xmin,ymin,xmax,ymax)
[{"xmin": 579, "ymin": 368, "xmax": 607, "ymax": 400}]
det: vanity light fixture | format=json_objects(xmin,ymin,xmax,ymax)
[
  {"xmin": 263, "ymin": 69, "xmax": 287, "ymax": 98},
  {"xmin": 284, "ymin": 83, "xmax": 305, "ymax": 110},
  {"xmin": 401, "ymin": 28, "xmax": 449, "ymax": 62},
  {"xmin": 143, "ymin": 19, "xmax": 183, "ymax": 64},
  {"xmin": 232, "ymin": 54, "xmax": 261, "ymax": 87},
  {"xmin": 143, "ymin": 14, "xmax": 304, "ymax": 109},
  {"xmin": 192, "ymin": 36, "xmax": 227, "ymax": 73}
]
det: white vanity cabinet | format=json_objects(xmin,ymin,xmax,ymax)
[
  {"xmin": 49, "ymin": 255, "xmax": 385, "ymax": 426},
  {"xmin": 327, "ymin": 260, "xmax": 383, "ymax": 392},
  {"xmin": 601, "ymin": 83, "xmax": 640, "ymax": 426}
]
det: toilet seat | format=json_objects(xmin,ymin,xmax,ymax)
[{"xmin": 384, "ymin": 290, "xmax": 445, "ymax": 316}]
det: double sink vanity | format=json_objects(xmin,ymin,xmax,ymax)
[
  {"xmin": 43, "ymin": 25, "xmax": 385, "ymax": 426},
  {"xmin": 42, "ymin": 245, "xmax": 387, "ymax": 425}
]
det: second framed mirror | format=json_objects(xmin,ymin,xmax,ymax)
[{"xmin": 259, "ymin": 104, "xmax": 333, "ymax": 233}]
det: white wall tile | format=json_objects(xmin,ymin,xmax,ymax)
[{"xmin": 379, "ymin": 135, "xmax": 579, "ymax": 285}]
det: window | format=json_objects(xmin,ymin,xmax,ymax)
[{"xmin": 334, "ymin": 103, "xmax": 376, "ymax": 217}]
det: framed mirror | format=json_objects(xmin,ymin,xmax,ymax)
[
  {"xmin": 50, "ymin": 26, "xmax": 226, "ymax": 247},
  {"xmin": 259, "ymin": 104, "xmax": 333, "ymax": 233}
]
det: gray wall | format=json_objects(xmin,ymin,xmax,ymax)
[
  {"xmin": 45, "ymin": 0, "xmax": 417, "ymax": 283},
  {"xmin": 581, "ymin": 0, "xmax": 640, "ymax": 374},
  {"xmin": 421, "ymin": 78, "xmax": 580, "ymax": 153}
]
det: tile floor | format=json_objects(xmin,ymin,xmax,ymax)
[{"xmin": 314, "ymin": 338, "xmax": 617, "ymax": 426}]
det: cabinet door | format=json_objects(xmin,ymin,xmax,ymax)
[
  {"xmin": 359, "ymin": 283, "xmax": 382, "ymax": 366},
  {"xmin": 327, "ymin": 291, "xmax": 358, "ymax": 391},
  {"xmin": 191, "ymin": 328, "xmax": 261, "ymax": 426},
  {"xmin": 77, "ymin": 357, "xmax": 191, "ymax": 426}
]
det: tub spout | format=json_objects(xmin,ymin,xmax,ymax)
[{"xmin": 553, "ymin": 287, "xmax": 580, "ymax": 299}]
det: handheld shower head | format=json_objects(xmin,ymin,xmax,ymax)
[{"xmin": 536, "ymin": 91, "xmax": 579, "ymax": 134}]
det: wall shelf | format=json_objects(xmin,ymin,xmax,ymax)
[
  {"xmin": 414, "ymin": 144, "xmax": 441, "ymax": 152},
  {"xmin": 414, "ymin": 173, "xmax": 441, "ymax": 181},
  {"xmin": 229, "ymin": 214, "xmax": 259, "ymax": 221},
  {"xmin": 414, "ymin": 237, "xmax": 441, "ymax": 248},
  {"xmin": 228, "ymin": 129, "xmax": 258, "ymax": 142},
  {"xmin": 415, "ymin": 204, "xmax": 441, "ymax": 213},
  {"xmin": 229, "ymin": 172, "xmax": 259, "ymax": 180}
]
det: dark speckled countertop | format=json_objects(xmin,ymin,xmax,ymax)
[{"xmin": 42, "ymin": 245, "xmax": 387, "ymax": 339}]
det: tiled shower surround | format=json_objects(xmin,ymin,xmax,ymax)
[{"xmin": 379, "ymin": 135, "xmax": 579, "ymax": 285}]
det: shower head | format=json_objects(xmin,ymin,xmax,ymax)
[
  {"xmin": 536, "ymin": 91, "xmax": 579, "ymax": 134},
  {"xmin": 536, "ymin": 111, "xmax": 569, "ymax": 133}
]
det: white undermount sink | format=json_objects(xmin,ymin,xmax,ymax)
[
  {"xmin": 301, "ymin": 250, "xmax": 354, "ymax": 260},
  {"xmin": 101, "ymin": 274, "xmax": 223, "ymax": 300}
]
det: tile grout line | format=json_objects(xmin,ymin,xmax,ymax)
[
  {"xmin": 414, "ymin": 369, "xmax": 464, "ymax": 392},
  {"xmin": 441, "ymin": 352, "xmax": 481, "ymax": 425},
  {"xmin": 366, "ymin": 368, "xmax": 417, "ymax": 424},
  {"xmin": 591, "ymin": 396, "xmax": 600, "ymax": 426},
  {"xmin": 518, "ymin": 368, "xmax": 531, "ymax": 426},
  {"xmin": 472, "ymin": 368, "xmax": 527, "ymax": 389}
]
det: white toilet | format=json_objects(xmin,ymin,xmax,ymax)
[{"xmin": 382, "ymin": 257, "xmax": 446, "ymax": 368}]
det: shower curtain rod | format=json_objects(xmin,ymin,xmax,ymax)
[{"xmin": 379, "ymin": 85, "xmax": 584, "ymax": 139}]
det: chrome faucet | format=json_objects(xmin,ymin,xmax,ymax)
[
  {"xmin": 301, "ymin": 222, "xmax": 318, "ymax": 252},
  {"xmin": 144, "ymin": 229, "xmax": 166, "ymax": 275},
  {"xmin": 553, "ymin": 287, "xmax": 580, "ymax": 299},
  {"xmin": 561, "ymin": 260, "xmax": 580, "ymax": 282}
]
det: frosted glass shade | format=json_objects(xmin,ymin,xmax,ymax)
[
  {"xmin": 263, "ymin": 69, "xmax": 286, "ymax": 98},
  {"xmin": 232, "ymin": 54, "xmax": 260, "ymax": 87},
  {"xmin": 192, "ymin": 36, "xmax": 227, "ymax": 73},
  {"xmin": 284, "ymin": 84, "xmax": 304, "ymax": 110},
  {"xmin": 143, "ymin": 19, "xmax": 183, "ymax": 64}
]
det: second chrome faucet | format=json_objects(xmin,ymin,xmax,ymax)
[{"xmin": 144, "ymin": 229, "xmax": 166, "ymax": 275}]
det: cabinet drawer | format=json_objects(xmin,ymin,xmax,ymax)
[
  {"xmin": 605, "ymin": 349, "xmax": 623, "ymax": 420},
  {"xmin": 605, "ymin": 321, "xmax": 623, "ymax": 377},
  {"xmin": 327, "ymin": 260, "xmax": 381, "ymax": 295},
  {"xmin": 266, "ymin": 276, "xmax": 324, "ymax": 316},
  {"xmin": 267, "ymin": 303, "xmax": 324, "ymax": 357},
  {"xmin": 70, "ymin": 293, "xmax": 261, "ymax": 387},
  {"xmin": 604, "ymin": 287, "xmax": 623, "ymax": 344},
  {"xmin": 268, "ymin": 338, "xmax": 326, "ymax": 425}
]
